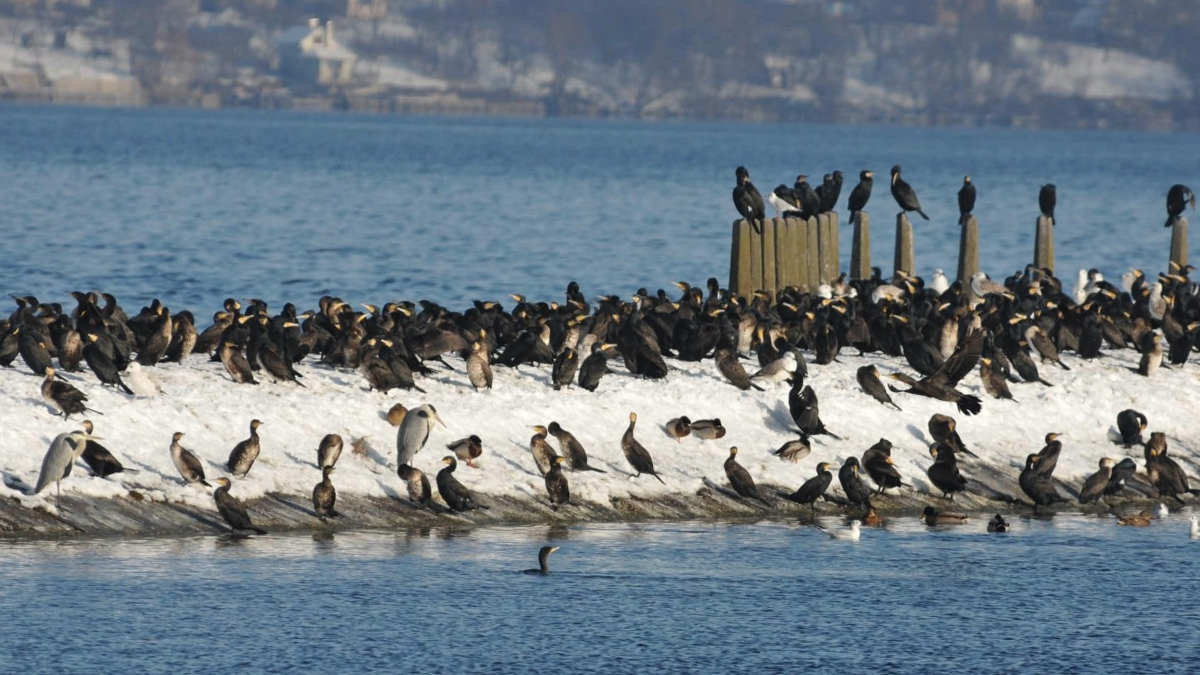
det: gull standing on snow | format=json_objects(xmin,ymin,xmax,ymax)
[
  {"xmin": 124, "ymin": 361, "xmax": 163, "ymax": 396},
  {"xmin": 32, "ymin": 430, "xmax": 100, "ymax": 508},
  {"xmin": 750, "ymin": 351, "xmax": 797, "ymax": 386},
  {"xmin": 970, "ymin": 272, "xmax": 1014, "ymax": 300},
  {"xmin": 817, "ymin": 520, "xmax": 861, "ymax": 542},
  {"xmin": 396, "ymin": 404, "xmax": 446, "ymax": 467}
]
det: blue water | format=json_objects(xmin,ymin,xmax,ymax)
[
  {"xmin": 2, "ymin": 517, "xmax": 1198, "ymax": 674},
  {"xmin": 2, "ymin": 106, "xmax": 1199, "ymax": 312}
]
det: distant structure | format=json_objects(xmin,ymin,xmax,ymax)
[
  {"xmin": 347, "ymin": 0, "xmax": 388, "ymax": 20},
  {"xmin": 276, "ymin": 19, "xmax": 357, "ymax": 85}
]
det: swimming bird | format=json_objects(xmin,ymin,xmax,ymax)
[
  {"xmin": 227, "ymin": 419, "xmax": 263, "ymax": 477},
  {"xmin": 1165, "ymin": 184, "xmax": 1196, "ymax": 227},
  {"xmin": 82, "ymin": 334, "xmax": 133, "ymax": 394},
  {"xmin": 1155, "ymin": 503, "xmax": 1169, "ymax": 519},
  {"xmin": 847, "ymin": 170, "xmax": 873, "ymax": 219},
  {"xmin": 957, "ymin": 175, "xmax": 975, "ymax": 225},
  {"xmin": 312, "ymin": 466, "xmax": 337, "ymax": 520},
  {"xmin": 621, "ymin": 412, "xmax": 664, "ymax": 484},
  {"xmin": 396, "ymin": 404, "xmax": 445, "ymax": 467},
  {"xmin": 724, "ymin": 447, "xmax": 768, "ymax": 505},
  {"xmin": 856, "ymin": 364, "xmax": 901, "ymax": 410},
  {"xmin": 773, "ymin": 436, "xmax": 812, "ymax": 463},
  {"xmin": 689, "ymin": 418, "xmax": 726, "ymax": 440},
  {"xmin": 213, "ymin": 477, "xmax": 267, "ymax": 535},
  {"xmin": 927, "ymin": 443, "xmax": 968, "ymax": 500},
  {"xmin": 1116, "ymin": 410, "xmax": 1147, "ymax": 448},
  {"xmin": 1144, "ymin": 432, "xmax": 1194, "ymax": 504},
  {"xmin": 31, "ymin": 431, "xmax": 97, "ymax": 508},
  {"xmin": 928, "ymin": 414, "xmax": 976, "ymax": 458},
  {"xmin": 715, "ymin": 348, "xmax": 761, "ymax": 391},
  {"xmin": 817, "ymin": 520, "xmax": 861, "ymax": 541},
  {"xmin": 436, "ymin": 456, "xmax": 484, "ymax": 511},
  {"xmin": 664, "ymin": 416, "xmax": 691, "ymax": 443},
  {"xmin": 987, "ymin": 514, "xmax": 1010, "ymax": 533},
  {"xmin": 530, "ymin": 425, "xmax": 559, "ymax": 476},
  {"xmin": 398, "ymin": 464, "xmax": 431, "ymax": 507},
  {"xmin": 838, "ymin": 457, "xmax": 872, "ymax": 508},
  {"xmin": 785, "ymin": 461, "xmax": 833, "ymax": 512},
  {"xmin": 790, "ymin": 382, "xmax": 839, "ymax": 438},
  {"xmin": 732, "ymin": 166, "xmax": 766, "ymax": 232},
  {"xmin": 544, "ymin": 456, "xmax": 570, "ymax": 506},
  {"xmin": 1019, "ymin": 453, "xmax": 1063, "ymax": 512},
  {"xmin": 887, "ymin": 330, "xmax": 984, "ymax": 416},
  {"xmin": 547, "ymin": 422, "xmax": 605, "ymax": 473},
  {"xmin": 889, "ymin": 165, "xmax": 929, "ymax": 220},
  {"xmin": 41, "ymin": 367, "xmax": 91, "ymax": 419},
  {"xmin": 1079, "ymin": 458, "xmax": 1115, "ymax": 504},
  {"xmin": 447, "ymin": 435, "xmax": 483, "ymax": 468},
  {"xmin": 861, "ymin": 439, "xmax": 902, "ymax": 494},
  {"xmin": 523, "ymin": 545, "xmax": 560, "ymax": 575},
  {"xmin": 317, "ymin": 433, "xmax": 343, "ymax": 470},
  {"xmin": 169, "ymin": 432, "xmax": 210, "ymax": 487},
  {"xmin": 78, "ymin": 420, "xmax": 127, "ymax": 477},
  {"xmin": 1118, "ymin": 511, "xmax": 1152, "ymax": 527},
  {"xmin": 1190, "ymin": 517, "xmax": 1199, "ymax": 539},
  {"xmin": 1039, "ymin": 184, "xmax": 1056, "ymax": 226},
  {"xmin": 921, "ymin": 506, "xmax": 968, "ymax": 525}
]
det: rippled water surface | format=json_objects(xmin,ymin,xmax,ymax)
[
  {"xmin": 2, "ymin": 106, "xmax": 1199, "ymax": 312},
  {"xmin": 2, "ymin": 516, "xmax": 1198, "ymax": 674}
]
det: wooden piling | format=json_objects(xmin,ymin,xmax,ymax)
[
  {"xmin": 761, "ymin": 217, "xmax": 777, "ymax": 300},
  {"xmin": 1034, "ymin": 215, "xmax": 1055, "ymax": 273},
  {"xmin": 805, "ymin": 216, "xmax": 821, "ymax": 291},
  {"xmin": 850, "ymin": 212, "xmax": 870, "ymax": 280},
  {"xmin": 958, "ymin": 215, "xmax": 980, "ymax": 300},
  {"xmin": 729, "ymin": 219, "xmax": 753, "ymax": 299},
  {"xmin": 774, "ymin": 217, "xmax": 792, "ymax": 291},
  {"xmin": 816, "ymin": 213, "xmax": 832, "ymax": 285},
  {"xmin": 1170, "ymin": 216, "xmax": 1189, "ymax": 270},
  {"xmin": 748, "ymin": 220, "xmax": 764, "ymax": 296},
  {"xmin": 894, "ymin": 213, "xmax": 914, "ymax": 277},
  {"xmin": 829, "ymin": 212, "xmax": 840, "ymax": 279},
  {"xmin": 791, "ymin": 217, "xmax": 810, "ymax": 292}
]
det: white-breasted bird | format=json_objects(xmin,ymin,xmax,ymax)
[
  {"xmin": 817, "ymin": 520, "xmax": 861, "ymax": 542},
  {"xmin": 750, "ymin": 351, "xmax": 798, "ymax": 386},
  {"xmin": 930, "ymin": 269, "xmax": 950, "ymax": 295},
  {"xmin": 970, "ymin": 272, "xmax": 1014, "ymax": 300}
]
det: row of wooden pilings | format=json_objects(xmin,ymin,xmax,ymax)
[{"xmin": 729, "ymin": 212, "xmax": 1190, "ymax": 300}]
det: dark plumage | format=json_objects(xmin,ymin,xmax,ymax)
[
  {"xmin": 838, "ymin": 457, "xmax": 872, "ymax": 508},
  {"xmin": 544, "ymin": 456, "xmax": 570, "ymax": 506},
  {"xmin": 928, "ymin": 414, "xmax": 976, "ymax": 458},
  {"xmin": 987, "ymin": 514, "xmax": 1010, "ymax": 533},
  {"xmin": 547, "ymin": 422, "xmax": 605, "ymax": 473},
  {"xmin": 789, "ymin": 382, "xmax": 839, "ymax": 438},
  {"xmin": 1079, "ymin": 458, "xmax": 1114, "ymax": 504},
  {"xmin": 227, "ymin": 419, "xmax": 263, "ymax": 477},
  {"xmin": 1144, "ymin": 433, "xmax": 1193, "ymax": 505},
  {"xmin": 317, "ymin": 433, "xmax": 343, "ymax": 469},
  {"xmin": 1115, "ymin": 409, "xmax": 1147, "ymax": 448},
  {"xmin": 861, "ymin": 439, "xmax": 902, "ymax": 494},
  {"xmin": 732, "ymin": 166, "xmax": 766, "ymax": 231},
  {"xmin": 437, "ymin": 456, "xmax": 484, "ymax": 511},
  {"xmin": 213, "ymin": 477, "xmax": 267, "ymax": 535},
  {"xmin": 552, "ymin": 347, "xmax": 579, "ymax": 390},
  {"xmin": 523, "ymin": 545, "xmax": 559, "ymax": 575},
  {"xmin": 887, "ymin": 330, "xmax": 984, "ymax": 416},
  {"xmin": 724, "ymin": 447, "xmax": 768, "ymax": 505},
  {"xmin": 79, "ymin": 420, "xmax": 126, "ymax": 478},
  {"xmin": 785, "ymin": 461, "xmax": 833, "ymax": 511},
  {"xmin": 1039, "ymin": 184, "xmax": 1056, "ymax": 226},
  {"xmin": 621, "ymin": 412, "xmax": 664, "ymax": 483},
  {"xmin": 927, "ymin": 442, "xmax": 968, "ymax": 499},
  {"xmin": 398, "ymin": 464, "xmax": 432, "ymax": 506},
  {"xmin": 856, "ymin": 364, "xmax": 900, "ymax": 410},
  {"xmin": 1165, "ymin": 184, "xmax": 1196, "ymax": 228},
  {"xmin": 312, "ymin": 466, "xmax": 337, "ymax": 519},
  {"xmin": 847, "ymin": 170, "xmax": 873, "ymax": 219},
  {"xmin": 889, "ymin": 165, "xmax": 929, "ymax": 220},
  {"xmin": 82, "ymin": 334, "xmax": 133, "ymax": 394},
  {"xmin": 957, "ymin": 175, "xmax": 975, "ymax": 225},
  {"xmin": 41, "ymin": 368, "xmax": 90, "ymax": 419},
  {"xmin": 1019, "ymin": 453, "xmax": 1063, "ymax": 511},
  {"xmin": 716, "ymin": 348, "xmax": 761, "ymax": 391}
]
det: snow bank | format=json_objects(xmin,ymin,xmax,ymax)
[{"xmin": 2, "ymin": 332, "xmax": 1197, "ymax": 535}]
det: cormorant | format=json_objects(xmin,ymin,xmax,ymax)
[
  {"xmin": 219, "ymin": 341, "xmax": 257, "ymax": 384},
  {"xmin": 887, "ymin": 330, "xmax": 984, "ymax": 415},
  {"xmin": 621, "ymin": 412, "xmax": 664, "ymax": 483},
  {"xmin": 890, "ymin": 165, "xmax": 929, "ymax": 220},
  {"xmin": 1079, "ymin": 458, "xmax": 1115, "ymax": 504},
  {"xmin": 213, "ymin": 477, "xmax": 267, "ymax": 535},
  {"xmin": 547, "ymin": 422, "xmax": 605, "ymax": 473},
  {"xmin": 317, "ymin": 433, "xmax": 343, "ymax": 470},
  {"xmin": 794, "ymin": 175, "xmax": 821, "ymax": 218},
  {"xmin": 987, "ymin": 514, "xmax": 1010, "ymax": 533},
  {"xmin": 552, "ymin": 347, "xmax": 578, "ymax": 390},
  {"xmin": 928, "ymin": 414, "xmax": 976, "ymax": 458},
  {"xmin": 313, "ymin": 466, "xmax": 337, "ymax": 519},
  {"xmin": 436, "ymin": 456, "xmax": 484, "ymax": 511},
  {"xmin": 466, "ymin": 332, "xmax": 493, "ymax": 390},
  {"xmin": 1144, "ymin": 432, "xmax": 1194, "ymax": 504},
  {"xmin": 82, "ymin": 334, "xmax": 133, "ymax": 394},
  {"xmin": 523, "ymin": 545, "xmax": 560, "ymax": 575},
  {"xmin": 1032, "ymin": 433, "xmax": 1063, "ymax": 477},
  {"xmin": 724, "ymin": 447, "xmax": 768, "ymax": 505},
  {"xmin": 544, "ymin": 456, "xmax": 570, "ymax": 506},
  {"xmin": 957, "ymin": 175, "xmax": 975, "ymax": 225},
  {"xmin": 733, "ymin": 166, "xmax": 766, "ymax": 232},
  {"xmin": 847, "ymin": 170, "xmax": 873, "ymax": 220},
  {"xmin": 789, "ymin": 382, "xmax": 839, "ymax": 438},
  {"xmin": 169, "ymin": 431, "xmax": 210, "ymax": 487},
  {"xmin": 927, "ymin": 442, "xmax": 968, "ymax": 499},
  {"xmin": 41, "ymin": 367, "xmax": 91, "ymax": 419},
  {"xmin": 856, "ymin": 364, "xmax": 901, "ymax": 410},
  {"xmin": 785, "ymin": 461, "xmax": 833, "ymax": 512},
  {"xmin": 1104, "ymin": 458, "xmax": 1138, "ymax": 496},
  {"xmin": 1019, "ymin": 453, "xmax": 1063, "ymax": 512},
  {"xmin": 1165, "ymin": 184, "xmax": 1196, "ymax": 228},
  {"xmin": 979, "ymin": 357, "xmax": 1014, "ymax": 401},
  {"xmin": 227, "ymin": 419, "xmax": 263, "ymax": 477},
  {"xmin": 715, "ymin": 348, "xmax": 760, "ymax": 391},
  {"xmin": 1039, "ymin": 184, "xmax": 1056, "ymax": 226},
  {"xmin": 838, "ymin": 457, "xmax": 872, "ymax": 508},
  {"xmin": 1115, "ymin": 409, "xmax": 1147, "ymax": 448},
  {"xmin": 79, "ymin": 420, "xmax": 127, "ymax": 477},
  {"xmin": 529, "ymin": 425, "xmax": 559, "ymax": 476},
  {"xmin": 861, "ymin": 439, "xmax": 902, "ymax": 494},
  {"xmin": 578, "ymin": 343, "xmax": 614, "ymax": 392},
  {"xmin": 398, "ymin": 464, "xmax": 432, "ymax": 507}
]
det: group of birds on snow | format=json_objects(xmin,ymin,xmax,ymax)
[{"xmin": 4, "ymin": 186, "xmax": 1200, "ymax": 538}]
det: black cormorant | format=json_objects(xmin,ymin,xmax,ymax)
[
  {"xmin": 733, "ymin": 166, "xmax": 766, "ymax": 232},
  {"xmin": 861, "ymin": 439, "xmax": 902, "ymax": 494},
  {"xmin": 313, "ymin": 466, "xmax": 337, "ymax": 519},
  {"xmin": 724, "ymin": 447, "xmax": 768, "ymax": 505},
  {"xmin": 213, "ymin": 477, "xmax": 267, "ymax": 535},
  {"xmin": 957, "ymin": 175, "xmax": 975, "ymax": 225},
  {"xmin": 1079, "ymin": 458, "xmax": 1114, "ymax": 504},
  {"xmin": 1115, "ymin": 409, "xmax": 1147, "ymax": 448},
  {"xmin": 227, "ymin": 419, "xmax": 263, "ymax": 477},
  {"xmin": 621, "ymin": 412, "xmax": 664, "ymax": 483},
  {"xmin": 927, "ymin": 442, "xmax": 968, "ymax": 500},
  {"xmin": 545, "ymin": 456, "xmax": 570, "ymax": 506},
  {"xmin": 838, "ymin": 457, "xmax": 872, "ymax": 508},
  {"xmin": 1039, "ymin": 184, "xmax": 1056, "ymax": 226},
  {"xmin": 847, "ymin": 170, "xmax": 873, "ymax": 219},
  {"xmin": 547, "ymin": 422, "xmax": 606, "ymax": 473},
  {"xmin": 856, "ymin": 364, "xmax": 901, "ymax": 410},
  {"xmin": 523, "ymin": 545, "xmax": 560, "ymax": 575},
  {"xmin": 785, "ymin": 462, "xmax": 833, "ymax": 512},
  {"xmin": 890, "ymin": 165, "xmax": 929, "ymax": 220},
  {"xmin": 169, "ymin": 432, "xmax": 210, "ymax": 487},
  {"xmin": 1165, "ymin": 184, "xmax": 1196, "ymax": 228}
]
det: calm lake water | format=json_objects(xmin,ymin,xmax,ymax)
[
  {"xmin": 1, "ymin": 106, "xmax": 1199, "ymax": 312},
  {"xmin": 2, "ymin": 516, "xmax": 1198, "ymax": 674}
]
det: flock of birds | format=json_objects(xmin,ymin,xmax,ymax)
[{"xmin": 3, "ymin": 171, "xmax": 1200, "ymax": 542}]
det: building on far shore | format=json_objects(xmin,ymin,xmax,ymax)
[{"xmin": 275, "ymin": 19, "xmax": 356, "ymax": 86}]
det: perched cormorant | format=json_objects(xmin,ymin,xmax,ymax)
[
  {"xmin": 838, "ymin": 457, "xmax": 872, "ymax": 508},
  {"xmin": 466, "ymin": 332, "xmax": 493, "ymax": 390},
  {"xmin": 979, "ymin": 357, "xmax": 1014, "ymax": 401},
  {"xmin": 227, "ymin": 419, "xmax": 263, "ymax": 477},
  {"xmin": 861, "ymin": 439, "xmax": 902, "ymax": 494},
  {"xmin": 1032, "ymin": 433, "xmax": 1063, "ymax": 477},
  {"xmin": 732, "ymin": 166, "xmax": 766, "ymax": 232},
  {"xmin": 889, "ymin": 165, "xmax": 929, "ymax": 220},
  {"xmin": 317, "ymin": 433, "xmax": 343, "ymax": 470},
  {"xmin": 928, "ymin": 414, "xmax": 976, "ymax": 458},
  {"xmin": 552, "ymin": 347, "xmax": 578, "ymax": 390},
  {"xmin": 436, "ymin": 456, "xmax": 484, "ymax": 511},
  {"xmin": 578, "ymin": 343, "xmax": 615, "ymax": 392},
  {"xmin": 523, "ymin": 545, "xmax": 560, "ymax": 575},
  {"xmin": 213, "ymin": 477, "xmax": 267, "ymax": 535},
  {"xmin": 1079, "ymin": 458, "xmax": 1116, "ymax": 505},
  {"xmin": 544, "ymin": 456, "xmax": 570, "ymax": 506},
  {"xmin": 1165, "ymin": 184, "xmax": 1196, "ymax": 228},
  {"xmin": 1115, "ymin": 409, "xmax": 1147, "ymax": 448},
  {"xmin": 313, "ymin": 466, "xmax": 337, "ymax": 519},
  {"xmin": 398, "ymin": 464, "xmax": 432, "ymax": 507},
  {"xmin": 716, "ymin": 348, "xmax": 761, "ymax": 391},
  {"xmin": 847, "ymin": 170, "xmax": 874, "ymax": 219},
  {"xmin": 529, "ymin": 425, "xmax": 559, "ymax": 476},
  {"xmin": 724, "ymin": 447, "xmax": 768, "ymax": 505},
  {"xmin": 957, "ymin": 175, "xmax": 975, "ymax": 225},
  {"xmin": 927, "ymin": 442, "xmax": 968, "ymax": 500},
  {"xmin": 856, "ymin": 364, "xmax": 901, "ymax": 410},
  {"xmin": 1039, "ymin": 184, "xmax": 1056, "ymax": 226},
  {"xmin": 169, "ymin": 431, "xmax": 210, "ymax": 487},
  {"xmin": 547, "ymin": 422, "xmax": 605, "ymax": 473},
  {"xmin": 621, "ymin": 413, "xmax": 664, "ymax": 483},
  {"xmin": 790, "ymin": 382, "xmax": 839, "ymax": 438},
  {"xmin": 448, "ymin": 435, "xmax": 483, "ymax": 468},
  {"xmin": 41, "ymin": 367, "xmax": 91, "ymax": 419},
  {"xmin": 79, "ymin": 420, "xmax": 127, "ymax": 477},
  {"xmin": 82, "ymin": 334, "xmax": 133, "ymax": 394},
  {"xmin": 785, "ymin": 461, "xmax": 833, "ymax": 512},
  {"xmin": 219, "ymin": 341, "xmax": 257, "ymax": 384},
  {"xmin": 1104, "ymin": 458, "xmax": 1138, "ymax": 496},
  {"xmin": 1144, "ymin": 432, "xmax": 1194, "ymax": 504},
  {"xmin": 1019, "ymin": 453, "xmax": 1063, "ymax": 512}
]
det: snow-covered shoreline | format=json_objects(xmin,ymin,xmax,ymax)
[{"xmin": 1, "ymin": 338, "xmax": 1196, "ymax": 537}]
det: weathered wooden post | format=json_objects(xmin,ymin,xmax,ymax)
[
  {"xmin": 761, "ymin": 217, "xmax": 778, "ymax": 301},
  {"xmin": 829, "ymin": 212, "xmax": 840, "ymax": 279},
  {"xmin": 729, "ymin": 219, "xmax": 753, "ymax": 299},
  {"xmin": 748, "ymin": 220, "xmax": 764, "ymax": 296},
  {"xmin": 816, "ymin": 212, "xmax": 833, "ymax": 285},
  {"xmin": 1034, "ymin": 216, "xmax": 1055, "ymax": 273},
  {"xmin": 773, "ymin": 217, "xmax": 791, "ymax": 291},
  {"xmin": 958, "ymin": 215, "xmax": 980, "ymax": 300},
  {"xmin": 805, "ymin": 216, "xmax": 821, "ymax": 291},
  {"xmin": 850, "ymin": 212, "xmax": 871, "ymax": 280},
  {"xmin": 789, "ymin": 216, "xmax": 809, "ymax": 292},
  {"xmin": 894, "ymin": 213, "xmax": 914, "ymax": 277},
  {"xmin": 1170, "ymin": 216, "xmax": 1189, "ymax": 269}
]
